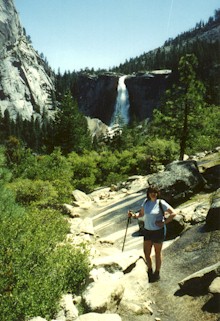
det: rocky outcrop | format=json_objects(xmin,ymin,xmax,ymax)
[
  {"xmin": 0, "ymin": 0, "xmax": 56, "ymax": 121},
  {"xmin": 125, "ymin": 70, "xmax": 172, "ymax": 121},
  {"xmin": 206, "ymin": 188, "xmax": 220, "ymax": 230},
  {"xmin": 148, "ymin": 160, "xmax": 206, "ymax": 205},
  {"xmin": 76, "ymin": 70, "xmax": 172, "ymax": 125},
  {"xmin": 77, "ymin": 73, "xmax": 118, "ymax": 124},
  {"xmin": 86, "ymin": 117, "xmax": 109, "ymax": 139},
  {"xmin": 0, "ymin": 0, "xmax": 22, "ymax": 47}
]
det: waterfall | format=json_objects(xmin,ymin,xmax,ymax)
[{"xmin": 110, "ymin": 75, "xmax": 130, "ymax": 126}]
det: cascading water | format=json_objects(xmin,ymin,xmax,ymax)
[{"xmin": 110, "ymin": 75, "xmax": 130, "ymax": 127}]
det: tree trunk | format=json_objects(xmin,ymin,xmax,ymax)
[{"xmin": 179, "ymin": 101, "xmax": 188, "ymax": 160}]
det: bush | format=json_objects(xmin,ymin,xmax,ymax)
[
  {"xmin": 96, "ymin": 150, "xmax": 120, "ymax": 185},
  {"xmin": 8, "ymin": 178, "xmax": 58, "ymax": 206},
  {"xmin": 8, "ymin": 148, "xmax": 75, "ymax": 205},
  {"xmin": 105, "ymin": 171, "xmax": 126, "ymax": 186},
  {"xmin": 117, "ymin": 147, "xmax": 154, "ymax": 176},
  {"xmin": 0, "ymin": 202, "xmax": 90, "ymax": 321},
  {"xmin": 68, "ymin": 151, "xmax": 100, "ymax": 193},
  {"xmin": 187, "ymin": 104, "xmax": 220, "ymax": 154},
  {"xmin": 145, "ymin": 138, "xmax": 179, "ymax": 164},
  {"xmin": 53, "ymin": 243, "xmax": 90, "ymax": 293}
]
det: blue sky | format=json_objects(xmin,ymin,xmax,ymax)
[{"xmin": 14, "ymin": 0, "xmax": 219, "ymax": 73}]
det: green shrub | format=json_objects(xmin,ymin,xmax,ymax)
[
  {"xmin": 117, "ymin": 147, "xmax": 153, "ymax": 176},
  {"xmin": 187, "ymin": 105, "xmax": 220, "ymax": 154},
  {"xmin": 50, "ymin": 178, "xmax": 74, "ymax": 204},
  {"xmin": 8, "ymin": 178, "xmax": 58, "ymax": 206},
  {"xmin": 8, "ymin": 148, "xmax": 75, "ymax": 205},
  {"xmin": 68, "ymin": 151, "xmax": 100, "ymax": 193},
  {"xmin": 53, "ymin": 243, "xmax": 90, "ymax": 293},
  {"xmin": 0, "ymin": 199, "xmax": 90, "ymax": 321},
  {"xmin": 96, "ymin": 151, "xmax": 120, "ymax": 185},
  {"xmin": 145, "ymin": 138, "xmax": 179, "ymax": 164},
  {"xmin": 105, "ymin": 171, "xmax": 126, "ymax": 186},
  {"xmin": 35, "ymin": 148, "xmax": 72, "ymax": 181}
]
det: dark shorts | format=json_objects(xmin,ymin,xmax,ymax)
[{"xmin": 143, "ymin": 228, "xmax": 165, "ymax": 243}]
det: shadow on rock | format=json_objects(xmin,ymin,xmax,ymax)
[
  {"xmin": 174, "ymin": 271, "xmax": 217, "ymax": 297},
  {"xmin": 202, "ymin": 294, "xmax": 220, "ymax": 313}
]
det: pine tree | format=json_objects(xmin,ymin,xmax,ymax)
[
  {"xmin": 151, "ymin": 54, "xmax": 206, "ymax": 160},
  {"xmin": 53, "ymin": 92, "xmax": 91, "ymax": 155}
]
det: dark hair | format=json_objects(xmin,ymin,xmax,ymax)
[{"xmin": 146, "ymin": 186, "xmax": 160, "ymax": 199}]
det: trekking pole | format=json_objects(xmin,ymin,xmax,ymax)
[{"xmin": 122, "ymin": 214, "xmax": 131, "ymax": 252}]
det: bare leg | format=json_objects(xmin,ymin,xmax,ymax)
[
  {"xmin": 153, "ymin": 242, "xmax": 163, "ymax": 272},
  {"xmin": 143, "ymin": 240, "xmax": 153, "ymax": 270}
]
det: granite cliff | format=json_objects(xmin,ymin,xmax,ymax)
[
  {"xmin": 76, "ymin": 70, "xmax": 172, "ymax": 125},
  {"xmin": 0, "ymin": 0, "xmax": 56, "ymax": 121}
]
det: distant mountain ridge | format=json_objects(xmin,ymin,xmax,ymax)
[
  {"xmin": 110, "ymin": 9, "xmax": 220, "ymax": 105},
  {"xmin": 56, "ymin": 9, "xmax": 220, "ymax": 122},
  {"xmin": 113, "ymin": 9, "xmax": 220, "ymax": 72}
]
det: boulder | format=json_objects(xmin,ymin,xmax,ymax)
[
  {"xmin": 178, "ymin": 262, "xmax": 220, "ymax": 295},
  {"xmin": 202, "ymin": 164, "xmax": 220, "ymax": 191},
  {"xmin": 148, "ymin": 160, "xmax": 206, "ymax": 204},
  {"xmin": 86, "ymin": 117, "xmax": 109, "ymax": 139},
  {"xmin": 206, "ymin": 189, "xmax": 220, "ymax": 230},
  {"xmin": 63, "ymin": 204, "xmax": 81, "ymax": 218},
  {"xmin": 69, "ymin": 217, "xmax": 94, "ymax": 236},
  {"xmin": 55, "ymin": 294, "xmax": 78, "ymax": 321},
  {"xmin": 75, "ymin": 313, "xmax": 122, "ymax": 321},
  {"xmin": 165, "ymin": 214, "xmax": 185, "ymax": 239},
  {"xmin": 91, "ymin": 250, "xmax": 141, "ymax": 273},
  {"xmin": 191, "ymin": 201, "xmax": 210, "ymax": 224},
  {"xmin": 82, "ymin": 277, "xmax": 124, "ymax": 313},
  {"xmin": 117, "ymin": 258, "xmax": 152, "ymax": 315},
  {"xmin": 79, "ymin": 217, "xmax": 94, "ymax": 235},
  {"xmin": 209, "ymin": 277, "xmax": 220, "ymax": 294},
  {"xmin": 72, "ymin": 190, "xmax": 92, "ymax": 209},
  {"xmin": 88, "ymin": 267, "xmax": 123, "ymax": 283}
]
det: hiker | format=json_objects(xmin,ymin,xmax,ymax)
[{"xmin": 128, "ymin": 186, "xmax": 176, "ymax": 282}]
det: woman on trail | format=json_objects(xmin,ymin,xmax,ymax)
[{"xmin": 128, "ymin": 186, "xmax": 176, "ymax": 282}]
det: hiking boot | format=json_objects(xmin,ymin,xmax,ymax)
[
  {"xmin": 153, "ymin": 270, "xmax": 160, "ymax": 282},
  {"xmin": 147, "ymin": 268, "xmax": 154, "ymax": 283}
]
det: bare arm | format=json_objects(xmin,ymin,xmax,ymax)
[
  {"xmin": 128, "ymin": 207, "xmax": 144, "ymax": 218},
  {"xmin": 164, "ymin": 207, "xmax": 176, "ymax": 224},
  {"xmin": 156, "ymin": 207, "xmax": 176, "ymax": 227}
]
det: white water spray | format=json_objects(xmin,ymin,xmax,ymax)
[{"xmin": 110, "ymin": 75, "xmax": 130, "ymax": 126}]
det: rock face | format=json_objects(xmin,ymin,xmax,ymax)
[
  {"xmin": 76, "ymin": 70, "xmax": 172, "ymax": 125},
  {"xmin": 206, "ymin": 188, "xmax": 220, "ymax": 230},
  {"xmin": 0, "ymin": 0, "xmax": 22, "ymax": 46},
  {"xmin": 0, "ymin": 0, "xmax": 56, "ymax": 121},
  {"xmin": 77, "ymin": 73, "xmax": 118, "ymax": 125},
  {"xmin": 125, "ymin": 70, "xmax": 172, "ymax": 121}
]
